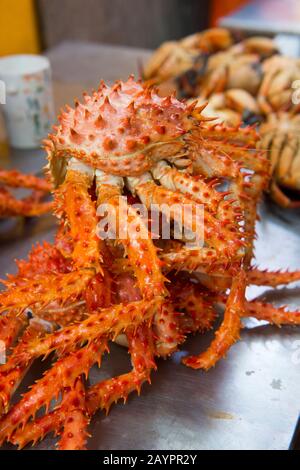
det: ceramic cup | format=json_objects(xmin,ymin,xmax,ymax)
[{"xmin": 0, "ymin": 54, "xmax": 54, "ymax": 149}]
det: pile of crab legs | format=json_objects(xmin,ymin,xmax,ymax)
[
  {"xmin": 0, "ymin": 169, "xmax": 52, "ymax": 218},
  {"xmin": 0, "ymin": 78, "xmax": 300, "ymax": 450}
]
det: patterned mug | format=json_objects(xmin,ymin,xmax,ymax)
[{"xmin": 0, "ymin": 54, "xmax": 54, "ymax": 149}]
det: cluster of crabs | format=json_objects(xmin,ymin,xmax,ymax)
[
  {"xmin": 145, "ymin": 27, "xmax": 300, "ymax": 208},
  {"xmin": 0, "ymin": 77, "xmax": 299, "ymax": 450},
  {"xmin": 1, "ymin": 28, "xmax": 300, "ymax": 221}
]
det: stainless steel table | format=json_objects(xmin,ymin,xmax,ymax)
[{"xmin": 1, "ymin": 42, "xmax": 300, "ymax": 450}]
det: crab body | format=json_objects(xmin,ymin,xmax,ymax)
[{"xmin": 258, "ymin": 55, "xmax": 300, "ymax": 114}]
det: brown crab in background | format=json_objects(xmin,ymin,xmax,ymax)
[
  {"xmin": 144, "ymin": 29, "xmax": 278, "ymax": 99},
  {"xmin": 143, "ymin": 27, "xmax": 233, "ymax": 88},
  {"xmin": 259, "ymin": 112, "xmax": 300, "ymax": 207},
  {"xmin": 145, "ymin": 28, "xmax": 300, "ymax": 207},
  {"xmin": 188, "ymin": 89, "xmax": 263, "ymax": 127},
  {"xmin": 257, "ymin": 55, "xmax": 300, "ymax": 114}
]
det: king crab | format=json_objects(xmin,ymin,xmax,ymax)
[{"xmin": 0, "ymin": 78, "xmax": 299, "ymax": 449}]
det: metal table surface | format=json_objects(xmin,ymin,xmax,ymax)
[{"xmin": 1, "ymin": 42, "xmax": 300, "ymax": 450}]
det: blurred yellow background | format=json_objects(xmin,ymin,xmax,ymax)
[
  {"xmin": 0, "ymin": 0, "xmax": 248, "ymax": 56},
  {"xmin": 0, "ymin": 0, "xmax": 40, "ymax": 56}
]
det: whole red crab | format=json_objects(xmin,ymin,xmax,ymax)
[{"xmin": 0, "ymin": 77, "xmax": 299, "ymax": 450}]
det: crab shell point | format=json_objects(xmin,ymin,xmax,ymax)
[{"xmin": 47, "ymin": 78, "xmax": 194, "ymax": 186}]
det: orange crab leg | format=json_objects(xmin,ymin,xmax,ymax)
[
  {"xmin": 36, "ymin": 269, "xmax": 113, "ymax": 327},
  {"xmin": 0, "ymin": 169, "xmax": 52, "ymax": 217},
  {"xmin": 151, "ymin": 162, "xmax": 246, "ymax": 254},
  {"xmin": 130, "ymin": 178, "xmax": 244, "ymax": 260},
  {"xmin": 96, "ymin": 175, "xmax": 166, "ymax": 300},
  {"xmin": 189, "ymin": 127, "xmax": 269, "ymax": 263},
  {"xmin": 0, "ymin": 170, "xmax": 51, "ymax": 192},
  {"xmin": 11, "ymin": 324, "xmax": 156, "ymax": 449},
  {"xmin": 112, "ymin": 271, "xmax": 178, "ymax": 357},
  {"xmin": 2, "ymin": 241, "xmax": 110, "ymax": 327},
  {"xmin": 194, "ymin": 267, "xmax": 300, "ymax": 290},
  {"xmin": 15, "ymin": 298, "xmax": 160, "ymax": 365},
  {"xmin": 195, "ymin": 267, "xmax": 300, "ymax": 290},
  {"xmin": 0, "ymin": 188, "xmax": 52, "ymax": 217},
  {"xmin": 246, "ymin": 302, "xmax": 300, "ymax": 326},
  {"xmin": 0, "ymin": 312, "xmax": 26, "ymax": 350},
  {"xmin": 10, "ymin": 379, "xmax": 89, "ymax": 450},
  {"xmin": 96, "ymin": 173, "xmax": 173, "ymax": 355},
  {"xmin": 57, "ymin": 378, "xmax": 89, "ymax": 451},
  {"xmin": 247, "ymin": 268, "xmax": 300, "ymax": 287},
  {"xmin": 0, "ymin": 337, "xmax": 108, "ymax": 444},
  {"xmin": 0, "ymin": 167, "xmax": 104, "ymax": 315},
  {"xmin": 170, "ymin": 278, "xmax": 218, "ymax": 333},
  {"xmin": 0, "ymin": 270, "xmax": 94, "ymax": 316},
  {"xmin": 10, "ymin": 407, "xmax": 63, "ymax": 449},
  {"xmin": 152, "ymin": 162, "xmax": 243, "ymax": 231},
  {"xmin": 198, "ymin": 123, "xmax": 259, "ymax": 146},
  {"xmin": 0, "ymin": 325, "xmax": 39, "ymax": 416},
  {"xmin": 57, "ymin": 168, "xmax": 102, "ymax": 272},
  {"xmin": 154, "ymin": 303, "xmax": 185, "ymax": 357},
  {"xmin": 182, "ymin": 270, "xmax": 246, "ymax": 370},
  {"xmin": 4, "ymin": 271, "xmax": 112, "ymax": 448},
  {"xmin": 202, "ymin": 140, "xmax": 267, "ymax": 175},
  {"xmin": 188, "ymin": 282, "xmax": 300, "ymax": 327},
  {"xmin": 10, "ymin": 242, "xmax": 72, "ymax": 282},
  {"xmin": 86, "ymin": 324, "xmax": 156, "ymax": 415},
  {"xmin": 160, "ymin": 246, "xmax": 242, "ymax": 276}
]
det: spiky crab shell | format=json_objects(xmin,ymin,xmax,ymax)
[{"xmin": 45, "ymin": 77, "xmax": 195, "ymax": 187}]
